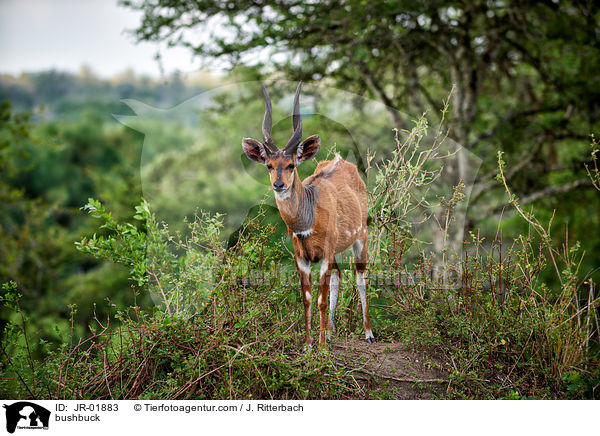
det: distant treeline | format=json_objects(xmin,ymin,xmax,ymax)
[{"xmin": 0, "ymin": 68, "xmax": 210, "ymax": 119}]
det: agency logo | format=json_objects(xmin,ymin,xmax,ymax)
[{"xmin": 3, "ymin": 402, "xmax": 50, "ymax": 434}]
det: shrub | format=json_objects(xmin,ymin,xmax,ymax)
[{"xmin": 2, "ymin": 114, "xmax": 598, "ymax": 399}]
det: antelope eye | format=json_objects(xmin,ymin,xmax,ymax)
[
  {"xmin": 266, "ymin": 164, "xmax": 274, "ymax": 170},
  {"xmin": 287, "ymin": 164, "xmax": 295, "ymax": 170}
]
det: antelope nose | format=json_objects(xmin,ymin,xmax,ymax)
[{"xmin": 273, "ymin": 181, "xmax": 285, "ymax": 191}]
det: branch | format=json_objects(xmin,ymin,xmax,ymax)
[
  {"xmin": 495, "ymin": 151, "xmax": 565, "ymax": 286},
  {"xmin": 353, "ymin": 369, "xmax": 447, "ymax": 384},
  {"xmin": 358, "ymin": 63, "xmax": 409, "ymax": 130},
  {"xmin": 470, "ymin": 138, "xmax": 544, "ymax": 206},
  {"xmin": 519, "ymin": 178, "xmax": 593, "ymax": 205},
  {"xmin": 478, "ymin": 178, "xmax": 594, "ymax": 221},
  {"xmin": 416, "ymin": 82, "xmax": 442, "ymax": 114}
]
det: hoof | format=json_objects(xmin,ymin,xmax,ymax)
[{"xmin": 366, "ymin": 337, "xmax": 375, "ymax": 344}]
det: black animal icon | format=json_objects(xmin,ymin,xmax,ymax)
[{"xmin": 3, "ymin": 402, "xmax": 50, "ymax": 434}]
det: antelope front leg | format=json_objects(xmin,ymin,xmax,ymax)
[
  {"xmin": 297, "ymin": 257, "xmax": 313, "ymax": 348},
  {"xmin": 318, "ymin": 258, "xmax": 333, "ymax": 346}
]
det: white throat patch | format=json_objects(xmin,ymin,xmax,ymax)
[
  {"xmin": 293, "ymin": 228, "xmax": 313, "ymax": 239},
  {"xmin": 274, "ymin": 189, "xmax": 290, "ymax": 201}
]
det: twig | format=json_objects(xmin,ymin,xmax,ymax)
[
  {"xmin": 103, "ymin": 350, "xmax": 113, "ymax": 400},
  {"xmin": 0, "ymin": 344, "xmax": 35, "ymax": 398},
  {"xmin": 353, "ymin": 368, "xmax": 447, "ymax": 384}
]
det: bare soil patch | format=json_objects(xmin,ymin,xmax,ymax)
[{"xmin": 331, "ymin": 338, "xmax": 452, "ymax": 399}]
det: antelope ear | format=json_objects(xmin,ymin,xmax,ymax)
[
  {"xmin": 242, "ymin": 138, "xmax": 267, "ymax": 165},
  {"xmin": 297, "ymin": 135, "xmax": 321, "ymax": 163}
]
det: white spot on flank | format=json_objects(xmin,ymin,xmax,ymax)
[
  {"xmin": 345, "ymin": 230, "xmax": 351, "ymax": 237},
  {"xmin": 293, "ymin": 228, "xmax": 313, "ymax": 238},
  {"xmin": 274, "ymin": 189, "xmax": 290, "ymax": 201},
  {"xmin": 297, "ymin": 258, "xmax": 311, "ymax": 275},
  {"xmin": 320, "ymin": 260, "xmax": 329, "ymax": 278}
]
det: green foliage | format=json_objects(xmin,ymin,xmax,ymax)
[
  {"xmin": 0, "ymin": 99, "xmax": 146, "ymax": 347},
  {"xmin": 0, "ymin": 281, "xmax": 54, "ymax": 398},
  {"xmin": 3, "ymin": 111, "xmax": 597, "ymax": 400},
  {"xmin": 77, "ymin": 197, "xmax": 232, "ymax": 315},
  {"xmin": 1, "ymin": 58, "xmax": 599, "ymax": 400},
  {"xmin": 76, "ymin": 199, "xmax": 149, "ymax": 287},
  {"xmin": 0, "ymin": 69, "xmax": 207, "ymax": 116},
  {"xmin": 123, "ymin": 0, "xmax": 600, "ymax": 278},
  {"xmin": 562, "ymin": 368, "xmax": 600, "ymax": 400},
  {"xmin": 365, "ymin": 118, "xmax": 600, "ymax": 399},
  {"xmin": 2, "ymin": 201, "xmax": 362, "ymax": 399},
  {"xmin": 586, "ymin": 135, "xmax": 600, "ymax": 191}
]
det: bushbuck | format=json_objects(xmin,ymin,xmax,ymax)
[{"xmin": 242, "ymin": 82, "xmax": 374, "ymax": 347}]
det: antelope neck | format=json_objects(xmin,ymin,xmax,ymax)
[{"xmin": 276, "ymin": 170, "xmax": 317, "ymax": 235}]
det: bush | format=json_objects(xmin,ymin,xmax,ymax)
[
  {"xmin": 2, "ymin": 114, "xmax": 598, "ymax": 399},
  {"xmin": 1, "ymin": 200, "xmax": 363, "ymax": 399}
]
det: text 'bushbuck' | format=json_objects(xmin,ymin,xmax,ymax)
[{"xmin": 242, "ymin": 82, "xmax": 375, "ymax": 347}]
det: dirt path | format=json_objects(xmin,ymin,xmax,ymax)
[{"xmin": 330, "ymin": 338, "xmax": 452, "ymax": 399}]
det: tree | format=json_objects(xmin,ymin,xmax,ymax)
[{"xmin": 121, "ymin": 0, "xmax": 600, "ymax": 261}]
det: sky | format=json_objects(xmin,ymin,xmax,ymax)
[{"xmin": 0, "ymin": 0, "xmax": 202, "ymax": 78}]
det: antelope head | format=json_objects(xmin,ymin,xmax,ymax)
[{"xmin": 242, "ymin": 82, "xmax": 321, "ymax": 199}]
